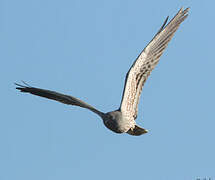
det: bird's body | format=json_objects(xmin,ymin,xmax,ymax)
[
  {"xmin": 103, "ymin": 110, "xmax": 135, "ymax": 134},
  {"xmin": 16, "ymin": 8, "xmax": 189, "ymax": 136}
]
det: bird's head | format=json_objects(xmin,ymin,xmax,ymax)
[
  {"xmin": 102, "ymin": 110, "xmax": 125, "ymax": 133},
  {"xmin": 104, "ymin": 110, "xmax": 121, "ymax": 121}
]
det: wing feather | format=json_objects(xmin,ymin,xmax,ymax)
[
  {"xmin": 120, "ymin": 7, "xmax": 189, "ymax": 120},
  {"xmin": 15, "ymin": 83, "xmax": 104, "ymax": 117}
]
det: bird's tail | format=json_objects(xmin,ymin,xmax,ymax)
[{"xmin": 127, "ymin": 125, "xmax": 148, "ymax": 136}]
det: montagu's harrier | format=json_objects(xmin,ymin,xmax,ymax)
[{"xmin": 16, "ymin": 7, "xmax": 189, "ymax": 136}]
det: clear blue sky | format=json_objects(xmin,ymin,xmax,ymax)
[{"xmin": 1, "ymin": 0, "xmax": 214, "ymax": 180}]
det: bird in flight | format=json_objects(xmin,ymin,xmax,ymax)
[{"xmin": 16, "ymin": 7, "xmax": 189, "ymax": 136}]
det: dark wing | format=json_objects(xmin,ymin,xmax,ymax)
[
  {"xmin": 15, "ymin": 83, "xmax": 104, "ymax": 117},
  {"xmin": 120, "ymin": 7, "xmax": 189, "ymax": 121}
]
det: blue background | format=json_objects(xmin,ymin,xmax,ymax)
[{"xmin": 1, "ymin": 0, "xmax": 214, "ymax": 179}]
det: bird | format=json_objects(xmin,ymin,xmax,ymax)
[{"xmin": 15, "ymin": 7, "xmax": 189, "ymax": 136}]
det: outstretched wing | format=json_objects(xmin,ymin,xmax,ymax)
[
  {"xmin": 120, "ymin": 7, "xmax": 189, "ymax": 121},
  {"xmin": 15, "ymin": 83, "xmax": 104, "ymax": 117}
]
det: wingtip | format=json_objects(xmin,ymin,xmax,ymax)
[
  {"xmin": 178, "ymin": 7, "xmax": 184, "ymax": 13},
  {"xmin": 180, "ymin": 7, "xmax": 190, "ymax": 14},
  {"xmin": 15, "ymin": 81, "xmax": 32, "ymax": 92},
  {"xmin": 178, "ymin": 7, "xmax": 190, "ymax": 14},
  {"xmin": 14, "ymin": 81, "xmax": 32, "ymax": 88},
  {"xmin": 184, "ymin": 7, "xmax": 190, "ymax": 14}
]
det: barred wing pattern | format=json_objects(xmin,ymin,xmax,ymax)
[
  {"xmin": 120, "ymin": 7, "xmax": 189, "ymax": 121},
  {"xmin": 15, "ymin": 83, "xmax": 104, "ymax": 117}
]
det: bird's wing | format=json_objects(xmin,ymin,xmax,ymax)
[
  {"xmin": 120, "ymin": 7, "xmax": 189, "ymax": 120},
  {"xmin": 15, "ymin": 83, "xmax": 104, "ymax": 117}
]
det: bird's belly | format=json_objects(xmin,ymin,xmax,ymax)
[{"xmin": 104, "ymin": 119, "xmax": 134, "ymax": 134}]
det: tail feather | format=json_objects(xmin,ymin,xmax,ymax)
[{"xmin": 127, "ymin": 125, "xmax": 148, "ymax": 136}]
